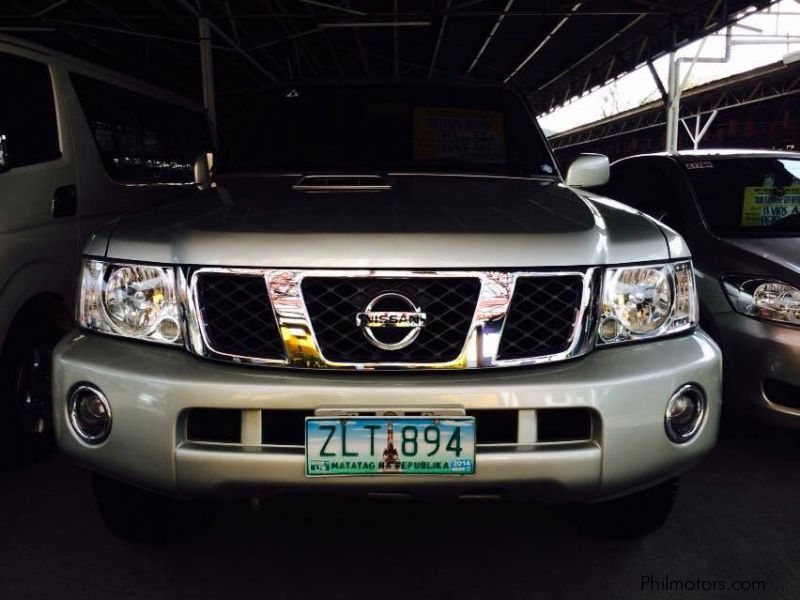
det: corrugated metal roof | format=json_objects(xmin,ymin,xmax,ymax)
[{"xmin": 0, "ymin": 0, "xmax": 776, "ymax": 111}]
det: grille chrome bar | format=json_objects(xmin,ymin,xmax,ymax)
[{"xmin": 186, "ymin": 268, "xmax": 600, "ymax": 370}]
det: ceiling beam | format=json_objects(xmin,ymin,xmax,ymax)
[
  {"xmin": 535, "ymin": 0, "xmax": 775, "ymax": 114},
  {"xmin": 428, "ymin": 0, "xmax": 452, "ymax": 78},
  {"xmin": 536, "ymin": 14, "xmax": 647, "ymax": 92},
  {"xmin": 464, "ymin": 0, "xmax": 514, "ymax": 77},
  {"xmin": 504, "ymin": 1, "xmax": 581, "ymax": 83},
  {"xmin": 176, "ymin": 0, "xmax": 278, "ymax": 81},
  {"xmin": 31, "ymin": 0, "xmax": 70, "ymax": 19},
  {"xmin": 261, "ymin": 0, "xmax": 323, "ymax": 76},
  {"xmin": 48, "ymin": 19, "xmax": 234, "ymax": 50},
  {"xmin": 299, "ymin": 0, "xmax": 367, "ymax": 16},
  {"xmin": 298, "ymin": 0, "xmax": 345, "ymax": 76}
]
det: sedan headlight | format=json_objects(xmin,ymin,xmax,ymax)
[
  {"xmin": 721, "ymin": 275, "xmax": 800, "ymax": 326},
  {"xmin": 78, "ymin": 259, "xmax": 183, "ymax": 344},
  {"xmin": 598, "ymin": 261, "xmax": 697, "ymax": 344}
]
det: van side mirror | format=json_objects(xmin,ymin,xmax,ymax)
[
  {"xmin": 565, "ymin": 153, "xmax": 610, "ymax": 188},
  {"xmin": 0, "ymin": 133, "xmax": 11, "ymax": 174},
  {"xmin": 194, "ymin": 152, "xmax": 214, "ymax": 188}
]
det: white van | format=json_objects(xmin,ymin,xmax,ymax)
[{"xmin": 0, "ymin": 36, "xmax": 209, "ymax": 463}]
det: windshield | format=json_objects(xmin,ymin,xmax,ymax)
[
  {"xmin": 219, "ymin": 84, "xmax": 557, "ymax": 177},
  {"xmin": 686, "ymin": 157, "xmax": 800, "ymax": 235}
]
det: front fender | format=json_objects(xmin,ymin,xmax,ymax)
[{"xmin": 0, "ymin": 259, "xmax": 75, "ymax": 351}]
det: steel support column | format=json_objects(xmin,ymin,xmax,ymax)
[
  {"xmin": 665, "ymin": 26, "xmax": 732, "ymax": 151},
  {"xmin": 680, "ymin": 110, "xmax": 719, "ymax": 149},
  {"xmin": 199, "ymin": 15, "xmax": 217, "ymax": 147},
  {"xmin": 665, "ymin": 50, "xmax": 679, "ymax": 151}
]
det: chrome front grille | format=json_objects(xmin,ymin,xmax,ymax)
[
  {"xmin": 302, "ymin": 277, "xmax": 481, "ymax": 363},
  {"xmin": 186, "ymin": 268, "xmax": 598, "ymax": 370}
]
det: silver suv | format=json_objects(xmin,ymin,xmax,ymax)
[{"xmin": 53, "ymin": 82, "xmax": 721, "ymax": 542}]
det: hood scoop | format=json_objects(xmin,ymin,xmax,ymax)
[{"xmin": 292, "ymin": 174, "xmax": 392, "ymax": 193}]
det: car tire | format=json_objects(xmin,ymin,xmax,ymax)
[
  {"xmin": 0, "ymin": 317, "xmax": 62, "ymax": 466},
  {"xmin": 93, "ymin": 474, "xmax": 216, "ymax": 544},
  {"xmin": 569, "ymin": 478, "xmax": 680, "ymax": 538}
]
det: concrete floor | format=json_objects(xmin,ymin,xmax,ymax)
[{"xmin": 1, "ymin": 421, "xmax": 798, "ymax": 600}]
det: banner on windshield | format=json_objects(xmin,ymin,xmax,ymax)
[{"xmin": 741, "ymin": 185, "xmax": 800, "ymax": 226}]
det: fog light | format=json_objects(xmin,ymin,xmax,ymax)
[
  {"xmin": 68, "ymin": 385, "xmax": 112, "ymax": 444},
  {"xmin": 665, "ymin": 384, "xmax": 705, "ymax": 443}
]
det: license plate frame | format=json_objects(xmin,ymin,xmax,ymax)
[{"xmin": 305, "ymin": 415, "xmax": 476, "ymax": 477}]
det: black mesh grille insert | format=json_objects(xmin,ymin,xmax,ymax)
[
  {"xmin": 497, "ymin": 275, "xmax": 584, "ymax": 360},
  {"xmin": 302, "ymin": 277, "xmax": 480, "ymax": 363},
  {"xmin": 196, "ymin": 273, "xmax": 284, "ymax": 360}
]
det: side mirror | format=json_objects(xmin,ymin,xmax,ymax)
[
  {"xmin": 565, "ymin": 153, "xmax": 610, "ymax": 188},
  {"xmin": 0, "ymin": 133, "xmax": 11, "ymax": 174},
  {"xmin": 194, "ymin": 152, "xmax": 214, "ymax": 188}
]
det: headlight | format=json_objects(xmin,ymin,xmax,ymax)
[
  {"xmin": 598, "ymin": 261, "xmax": 697, "ymax": 344},
  {"xmin": 78, "ymin": 259, "xmax": 182, "ymax": 344},
  {"xmin": 721, "ymin": 275, "xmax": 800, "ymax": 326}
]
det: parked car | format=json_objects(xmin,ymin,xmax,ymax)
[
  {"xmin": 52, "ymin": 82, "xmax": 721, "ymax": 542},
  {"xmin": 0, "ymin": 36, "xmax": 210, "ymax": 463},
  {"xmin": 604, "ymin": 150, "xmax": 800, "ymax": 429}
]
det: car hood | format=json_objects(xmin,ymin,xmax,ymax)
[
  {"xmin": 717, "ymin": 236, "xmax": 800, "ymax": 281},
  {"xmin": 101, "ymin": 174, "xmax": 675, "ymax": 268}
]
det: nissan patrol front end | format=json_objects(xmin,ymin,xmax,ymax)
[{"xmin": 52, "ymin": 82, "xmax": 721, "ymax": 542}]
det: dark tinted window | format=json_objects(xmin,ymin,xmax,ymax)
[
  {"xmin": 0, "ymin": 52, "xmax": 60, "ymax": 169},
  {"xmin": 685, "ymin": 157, "xmax": 800, "ymax": 235},
  {"xmin": 221, "ymin": 85, "xmax": 556, "ymax": 177},
  {"xmin": 70, "ymin": 73, "xmax": 210, "ymax": 183},
  {"xmin": 607, "ymin": 160, "xmax": 684, "ymax": 232}
]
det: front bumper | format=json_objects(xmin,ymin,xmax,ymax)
[
  {"xmin": 53, "ymin": 331, "xmax": 721, "ymax": 501},
  {"xmin": 713, "ymin": 312, "xmax": 800, "ymax": 429}
]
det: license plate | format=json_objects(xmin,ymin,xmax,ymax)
[{"xmin": 305, "ymin": 416, "xmax": 476, "ymax": 477}]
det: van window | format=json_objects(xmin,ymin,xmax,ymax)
[
  {"xmin": 0, "ymin": 52, "xmax": 61, "ymax": 170},
  {"xmin": 70, "ymin": 73, "xmax": 209, "ymax": 183}
]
